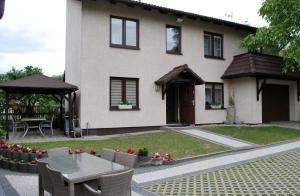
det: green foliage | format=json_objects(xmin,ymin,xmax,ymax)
[
  {"xmin": 241, "ymin": 0, "xmax": 300, "ymax": 71},
  {"xmin": 0, "ymin": 127, "xmax": 6, "ymax": 138},
  {"xmin": 138, "ymin": 147, "xmax": 149, "ymax": 156}
]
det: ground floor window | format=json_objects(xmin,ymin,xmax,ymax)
[
  {"xmin": 205, "ymin": 83, "xmax": 224, "ymax": 109},
  {"xmin": 110, "ymin": 77, "xmax": 139, "ymax": 110}
]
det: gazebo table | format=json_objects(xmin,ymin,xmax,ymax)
[
  {"xmin": 39, "ymin": 153, "xmax": 128, "ymax": 196},
  {"xmin": 21, "ymin": 118, "xmax": 46, "ymax": 137}
]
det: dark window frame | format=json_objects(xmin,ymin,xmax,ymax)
[
  {"xmin": 204, "ymin": 31, "xmax": 224, "ymax": 59},
  {"xmin": 110, "ymin": 77, "xmax": 140, "ymax": 111},
  {"xmin": 166, "ymin": 24, "xmax": 182, "ymax": 55},
  {"xmin": 205, "ymin": 82, "xmax": 224, "ymax": 110},
  {"xmin": 110, "ymin": 15, "xmax": 140, "ymax": 50}
]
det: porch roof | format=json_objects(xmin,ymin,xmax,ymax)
[
  {"xmin": 222, "ymin": 53, "xmax": 300, "ymax": 80},
  {"xmin": 0, "ymin": 74, "xmax": 78, "ymax": 94},
  {"xmin": 155, "ymin": 64, "xmax": 205, "ymax": 85}
]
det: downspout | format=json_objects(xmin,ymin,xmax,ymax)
[{"xmin": 0, "ymin": 0, "xmax": 5, "ymax": 20}]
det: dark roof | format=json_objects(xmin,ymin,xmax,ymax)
[
  {"xmin": 107, "ymin": 0, "xmax": 257, "ymax": 32},
  {"xmin": 222, "ymin": 53, "xmax": 300, "ymax": 80},
  {"xmin": 0, "ymin": 0, "xmax": 4, "ymax": 20},
  {"xmin": 0, "ymin": 74, "xmax": 78, "ymax": 94},
  {"xmin": 156, "ymin": 64, "xmax": 205, "ymax": 85}
]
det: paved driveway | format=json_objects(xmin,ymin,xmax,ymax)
[{"xmin": 144, "ymin": 149, "xmax": 300, "ymax": 195}]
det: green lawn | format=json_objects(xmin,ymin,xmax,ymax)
[
  {"xmin": 23, "ymin": 131, "xmax": 228, "ymax": 160},
  {"xmin": 203, "ymin": 126, "xmax": 300, "ymax": 145}
]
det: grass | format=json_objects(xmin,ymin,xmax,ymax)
[
  {"xmin": 22, "ymin": 131, "xmax": 228, "ymax": 160},
  {"xmin": 203, "ymin": 126, "xmax": 300, "ymax": 145}
]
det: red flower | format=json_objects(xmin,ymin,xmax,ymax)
[
  {"xmin": 90, "ymin": 148, "xmax": 97, "ymax": 154},
  {"xmin": 37, "ymin": 151, "xmax": 43, "ymax": 157},
  {"xmin": 127, "ymin": 148, "xmax": 135, "ymax": 155},
  {"xmin": 68, "ymin": 148, "xmax": 73, "ymax": 154},
  {"xmin": 152, "ymin": 152, "xmax": 161, "ymax": 159},
  {"xmin": 75, "ymin": 148, "xmax": 84, "ymax": 154},
  {"xmin": 18, "ymin": 149, "xmax": 23, "ymax": 153},
  {"xmin": 163, "ymin": 154, "xmax": 173, "ymax": 162},
  {"xmin": 31, "ymin": 147, "xmax": 38, "ymax": 152}
]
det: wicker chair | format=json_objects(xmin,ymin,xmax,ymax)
[
  {"xmin": 100, "ymin": 149, "xmax": 115, "ymax": 162},
  {"xmin": 115, "ymin": 152, "xmax": 137, "ymax": 169},
  {"xmin": 82, "ymin": 169, "xmax": 134, "ymax": 196},
  {"xmin": 47, "ymin": 147, "xmax": 68, "ymax": 158},
  {"xmin": 37, "ymin": 161, "xmax": 53, "ymax": 195},
  {"xmin": 46, "ymin": 164, "xmax": 69, "ymax": 196}
]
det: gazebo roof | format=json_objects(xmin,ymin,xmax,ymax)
[{"xmin": 0, "ymin": 74, "xmax": 78, "ymax": 94}]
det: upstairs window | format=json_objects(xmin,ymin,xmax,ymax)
[
  {"xmin": 110, "ymin": 16, "xmax": 139, "ymax": 49},
  {"xmin": 166, "ymin": 25, "xmax": 181, "ymax": 54},
  {"xmin": 204, "ymin": 32, "xmax": 223, "ymax": 59},
  {"xmin": 110, "ymin": 77, "xmax": 139, "ymax": 110},
  {"xmin": 205, "ymin": 83, "xmax": 224, "ymax": 109}
]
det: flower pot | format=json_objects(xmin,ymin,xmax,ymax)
[
  {"xmin": 226, "ymin": 106, "xmax": 235, "ymax": 124},
  {"xmin": 163, "ymin": 160, "xmax": 175, "ymax": 165},
  {"xmin": 118, "ymin": 104, "xmax": 133, "ymax": 110},
  {"xmin": 138, "ymin": 156, "xmax": 151, "ymax": 163},
  {"xmin": 18, "ymin": 163, "xmax": 28, "ymax": 173},
  {"xmin": 27, "ymin": 163, "xmax": 38, "ymax": 173},
  {"xmin": 29, "ymin": 152, "xmax": 37, "ymax": 161},
  {"xmin": 9, "ymin": 161, "xmax": 18, "ymax": 171},
  {"xmin": 151, "ymin": 158, "xmax": 163, "ymax": 166},
  {"xmin": 21, "ymin": 153, "xmax": 29, "ymax": 162},
  {"xmin": 12, "ymin": 151, "xmax": 19, "ymax": 160}
]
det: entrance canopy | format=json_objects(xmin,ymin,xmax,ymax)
[
  {"xmin": 0, "ymin": 74, "xmax": 78, "ymax": 140},
  {"xmin": 155, "ymin": 64, "xmax": 205, "ymax": 100},
  {"xmin": 222, "ymin": 53, "xmax": 300, "ymax": 101}
]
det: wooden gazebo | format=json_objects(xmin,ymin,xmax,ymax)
[{"xmin": 0, "ymin": 74, "xmax": 78, "ymax": 140}]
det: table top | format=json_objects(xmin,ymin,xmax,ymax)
[
  {"xmin": 21, "ymin": 118, "xmax": 46, "ymax": 122},
  {"xmin": 41, "ymin": 153, "xmax": 127, "ymax": 183}
]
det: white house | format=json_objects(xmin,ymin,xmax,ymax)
[{"xmin": 65, "ymin": 0, "xmax": 300, "ymax": 134}]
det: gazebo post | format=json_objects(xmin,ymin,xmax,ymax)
[
  {"xmin": 60, "ymin": 94, "xmax": 63, "ymax": 128},
  {"xmin": 5, "ymin": 92, "xmax": 9, "ymax": 140}
]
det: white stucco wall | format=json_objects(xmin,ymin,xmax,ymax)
[
  {"xmin": 66, "ymin": 0, "xmax": 252, "ymax": 129},
  {"xmin": 229, "ymin": 78, "xmax": 300, "ymax": 124}
]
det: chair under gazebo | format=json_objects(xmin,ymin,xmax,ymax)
[{"xmin": 0, "ymin": 74, "xmax": 78, "ymax": 140}]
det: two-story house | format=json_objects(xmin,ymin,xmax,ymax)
[{"xmin": 66, "ymin": 0, "xmax": 300, "ymax": 134}]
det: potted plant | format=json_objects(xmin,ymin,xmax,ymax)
[
  {"xmin": 226, "ymin": 95, "xmax": 236, "ymax": 124},
  {"xmin": 118, "ymin": 100, "xmax": 133, "ymax": 110},
  {"xmin": 28, "ymin": 159, "xmax": 38, "ymax": 173},
  {"xmin": 151, "ymin": 152, "xmax": 163, "ymax": 166},
  {"xmin": 29, "ymin": 147, "xmax": 38, "ymax": 161},
  {"xmin": 137, "ymin": 148, "xmax": 150, "ymax": 162},
  {"xmin": 21, "ymin": 147, "xmax": 30, "ymax": 162},
  {"xmin": 18, "ymin": 160, "xmax": 28, "ymax": 173},
  {"xmin": 163, "ymin": 154, "xmax": 174, "ymax": 165},
  {"xmin": 68, "ymin": 148, "xmax": 74, "ymax": 154},
  {"xmin": 90, "ymin": 148, "xmax": 97, "ymax": 155},
  {"xmin": 75, "ymin": 148, "xmax": 84, "ymax": 154}
]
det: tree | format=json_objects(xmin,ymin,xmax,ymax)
[{"xmin": 241, "ymin": 0, "xmax": 300, "ymax": 71}]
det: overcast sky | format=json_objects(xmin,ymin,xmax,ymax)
[{"xmin": 0, "ymin": 0, "xmax": 267, "ymax": 76}]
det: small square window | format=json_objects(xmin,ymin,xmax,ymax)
[
  {"xmin": 204, "ymin": 32, "xmax": 223, "ymax": 59},
  {"xmin": 205, "ymin": 83, "xmax": 224, "ymax": 109}
]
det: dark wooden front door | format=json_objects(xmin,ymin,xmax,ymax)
[
  {"xmin": 180, "ymin": 83, "xmax": 195, "ymax": 124},
  {"xmin": 166, "ymin": 85, "xmax": 178, "ymax": 123},
  {"xmin": 262, "ymin": 84, "xmax": 289, "ymax": 123}
]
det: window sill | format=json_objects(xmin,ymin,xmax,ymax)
[
  {"xmin": 204, "ymin": 55, "xmax": 225, "ymax": 60},
  {"xmin": 110, "ymin": 44, "xmax": 140, "ymax": 50},
  {"xmin": 166, "ymin": 51, "xmax": 183, "ymax": 55},
  {"xmin": 110, "ymin": 108, "xmax": 141, "ymax": 111}
]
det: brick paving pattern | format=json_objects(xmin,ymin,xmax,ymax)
[{"xmin": 144, "ymin": 149, "xmax": 300, "ymax": 195}]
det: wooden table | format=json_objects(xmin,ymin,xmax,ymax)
[
  {"xmin": 39, "ymin": 153, "xmax": 127, "ymax": 196},
  {"xmin": 21, "ymin": 118, "xmax": 46, "ymax": 137}
]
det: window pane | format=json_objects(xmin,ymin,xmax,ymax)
[
  {"xmin": 111, "ymin": 79, "xmax": 122, "ymax": 106},
  {"xmin": 125, "ymin": 80, "xmax": 137, "ymax": 106},
  {"xmin": 205, "ymin": 84, "xmax": 213, "ymax": 107},
  {"xmin": 167, "ymin": 26, "xmax": 180, "ymax": 53},
  {"xmin": 111, "ymin": 18, "xmax": 123, "ymax": 45},
  {"xmin": 214, "ymin": 36, "xmax": 222, "ymax": 57},
  {"xmin": 214, "ymin": 84, "xmax": 223, "ymax": 105},
  {"xmin": 126, "ymin": 20, "xmax": 137, "ymax": 47},
  {"xmin": 204, "ymin": 34, "xmax": 212, "ymax": 56}
]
